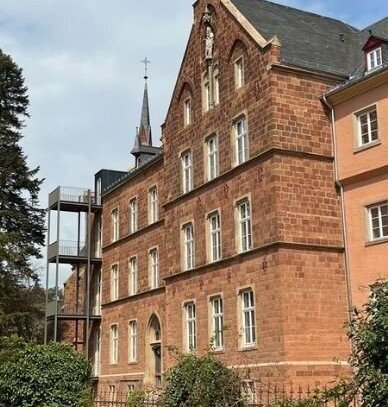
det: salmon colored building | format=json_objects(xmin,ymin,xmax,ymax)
[
  {"xmin": 45, "ymin": 0, "xmax": 388, "ymax": 400},
  {"xmin": 326, "ymin": 43, "xmax": 388, "ymax": 308}
]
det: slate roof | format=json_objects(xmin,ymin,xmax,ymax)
[{"xmin": 230, "ymin": 0, "xmax": 388, "ymax": 77}]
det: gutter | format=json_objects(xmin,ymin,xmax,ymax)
[{"xmin": 322, "ymin": 95, "xmax": 353, "ymax": 322}]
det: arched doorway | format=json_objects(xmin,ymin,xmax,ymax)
[{"xmin": 146, "ymin": 314, "xmax": 162, "ymax": 388}]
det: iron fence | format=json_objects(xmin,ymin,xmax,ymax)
[{"xmin": 93, "ymin": 384, "xmax": 360, "ymax": 407}]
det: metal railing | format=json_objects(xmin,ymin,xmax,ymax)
[
  {"xmin": 94, "ymin": 392, "xmax": 160, "ymax": 407},
  {"xmin": 49, "ymin": 186, "xmax": 96, "ymax": 207},
  {"xmin": 46, "ymin": 302, "xmax": 101, "ymax": 317},
  {"xmin": 48, "ymin": 240, "xmax": 91, "ymax": 259},
  {"xmin": 93, "ymin": 385, "xmax": 360, "ymax": 407}
]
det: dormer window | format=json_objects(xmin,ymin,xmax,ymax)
[{"xmin": 367, "ymin": 47, "xmax": 382, "ymax": 71}]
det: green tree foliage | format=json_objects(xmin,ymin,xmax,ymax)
[
  {"xmin": 273, "ymin": 280, "xmax": 388, "ymax": 407},
  {"xmin": 347, "ymin": 281, "xmax": 388, "ymax": 405},
  {"xmin": 0, "ymin": 337, "xmax": 92, "ymax": 407},
  {"xmin": 162, "ymin": 352, "xmax": 246, "ymax": 407},
  {"xmin": 0, "ymin": 49, "xmax": 45, "ymax": 338}
]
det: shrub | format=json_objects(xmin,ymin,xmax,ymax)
[
  {"xmin": 127, "ymin": 389, "xmax": 149, "ymax": 407},
  {"xmin": 162, "ymin": 352, "xmax": 246, "ymax": 407},
  {"xmin": 0, "ymin": 337, "xmax": 92, "ymax": 407}
]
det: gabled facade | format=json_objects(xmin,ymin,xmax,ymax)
[{"xmin": 51, "ymin": 0, "xmax": 388, "ymax": 399}]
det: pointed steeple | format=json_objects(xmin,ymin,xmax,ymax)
[
  {"xmin": 138, "ymin": 80, "xmax": 152, "ymax": 146},
  {"xmin": 131, "ymin": 58, "xmax": 161, "ymax": 168}
]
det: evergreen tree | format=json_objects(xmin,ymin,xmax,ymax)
[{"xmin": 0, "ymin": 49, "xmax": 45, "ymax": 338}]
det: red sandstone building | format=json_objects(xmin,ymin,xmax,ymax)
[{"xmin": 45, "ymin": 0, "xmax": 388, "ymax": 399}]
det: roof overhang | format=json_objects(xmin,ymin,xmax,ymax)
[
  {"xmin": 220, "ymin": 0, "xmax": 280, "ymax": 49},
  {"xmin": 325, "ymin": 66, "xmax": 388, "ymax": 105}
]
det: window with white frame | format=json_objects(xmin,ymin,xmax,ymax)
[
  {"xmin": 183, "ymin": 223, "xmax": 195, "ymax": 270},
  {"xmin": 367, "ymin": 47, "xmax": 382, "ymax": 71},
  {"xmin": 240, "ymin": 289, "xmax": 256, "ymax": 346},
  {"xmin": 208, "ymin": 212, "xmax": 221, "ymax": 262},
  {"xmin": 111, "ymin": 209, "xmax": 119, "ymax": 242},
  {"xmin": 204, "ymin": 74, "xmax": 211, "ymax": 112},
  {"xmin": 214, "ymin": 71, "xmax": 220, "ymax": 105},
  {"xmin": 357, "ymin": 107, "xmax": 378, "ymax": 146},
  {"xmin": 128, "ymin": 320, "xmax": 137, "ymax": 362},
  {"xmin": 368, "ymin": 202, "xmax": 388, "ymax": 241},
  {"xmin": 149, "ymin": 186, "xmax": 158, "ymax": 224},
  {"xmin": 149, "ymin": 248, "xmax": 159, "ymax": 289},
  {"xmin": 235, "ymin": 57, "xmax": 244, "ymax": 89},
  {"xmin": 211, "ymin": 297, "xmax": 224, "ymax": 350},
  {"xmin": 206, "ymin": 135, "xmax": 218, "ymax": 181},
  {"xmin": 108, "ymin": 385, "xmax": 117, "ymax": 402},
  {"xmin": 110, "ymin": 264, "xmax": 119, "ymax": 301},
  {"xmin": 242, "ymin": 381, "xmax": 256, "ymax": 404},
  {"xmin": 234, "ymin": 116, "xmax": 248, "ymax": 165},
  {"xmin": 185, "ymin": 302, "xmax": 196, "ymax": 352},
  {"xmin": 110, "ymin": 324, "xmax": 119, "ymax": 364},
  {"xmin": 237, "ymin": 199, "xmax": 252, "ymax": 252},
  {"xmin": 181, "ymin": 151, "xmax": 193, "ymax": 194},
  {"xmin": 184, "ymin": 98, "xmax": 192, "ymax": 126},
  {"xmin": 129, "ymin": 198, "xmax": 138, "ymax": 234},
  {"xmin": 128, "ymin": 257, "xmax": 137, "ymax": 296}
]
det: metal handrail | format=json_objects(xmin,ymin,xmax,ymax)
[{"xmin": 49, "ymin": 186, "xmax": 96, "ymax": 206}]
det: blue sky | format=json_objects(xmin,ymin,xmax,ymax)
[{"xmin": 0, "ymin": 0, "xmax": 386, "ymax": 284}]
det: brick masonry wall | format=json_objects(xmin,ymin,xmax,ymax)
[{"xmin": 95, "ymin": 0, "xmax": 352, "ymax": 393}]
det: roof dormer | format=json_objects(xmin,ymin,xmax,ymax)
[{"xmin": 363, "ymin": 36, "xmax": 387, "ymax": 72}]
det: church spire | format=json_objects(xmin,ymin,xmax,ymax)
[
  {"xmin": 131, "ymin": 58, "xmax": 161, "ymax": 168},
  {"xmin": 137, "ymin": 57, "xmax": 152, "ymax": 146},
  {"xmin": 138, "ymin": 79, "xmax": 152, "ymax": 146}
]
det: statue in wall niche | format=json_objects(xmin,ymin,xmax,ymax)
[{"xmin": 205, "ymin": 26, "xmax": 214, "ymax": 59}]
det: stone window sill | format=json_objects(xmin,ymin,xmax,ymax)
[
  {"xmin": 354, "ymin": 139, "xmax": 381, "ymax": 154},
  {"xmin": 365, "ymin": 237, "xmax": 388, "ymax": 247}
]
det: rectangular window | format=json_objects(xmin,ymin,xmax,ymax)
[
  {"xmin": 109, "ymin": 385, "xmax": 117, "ymax": 402},
  {"xmin": 235, "ymin": 117, "xmax": 248, "ymax": 165},
  {"xmin": 237, "ymin": 199, "xmax": 252, "ymax": 252},
  {"xmin": 241, "ymin": 290, "xmax": 256, "ymax": 346},
  {"xmin": 183, "ymin": 223, "xmax": 195, "ymax": 270},
  {"xmin": 214, "ymin": 73, "xmax": 220, "ymax": 105},
  {"xmin": 184, "ymin": 98, "xmax": 192, "ymax": 126},
  {"xmin": 149, "ymin": 187, "xmax": 158, "ymax": 224},
  {"xmin": 185, "ymin": 302, "xmax": 196, "ymax": 352},
  {"xmin": 128, "ymin": 257, "xmax": 137, "ymax": 296},
  {"xmin": 96, "ymin": 177, "xmax": 102, "ymax": 205},
  {"xmin": 211, "ymin": 297, "xmax": 224, "ymax": 350},
  {"xmin": 206, "ymin": 136, "xmax": 218, "ymax": 181},
  {"xmin": 209, "ymin": 212, "xmax": 221, "ymax": 262},
  {"xmin": 242, "ymin": 381, "xmax": 256, "ymax": 404},
  {"xmin": 368, "ymin": 202, "xmax": 388, "ymax": 241},
  {"xmin": 110, "ymin": 324, "xmax": 119, "ymax": 364},
  {"xmin": 367, "ymin": 47, "xmax": 382, "ymax": 71},
  {"xmin": 92, "ymin": 328, "xmax": 101, "ymax": 377},
  {"xmin": 357, "ymin": 108, "xmax": 378, "ymax": 146},
  {"xmin": 204, "ymin": 79, "xmax": 211, "ymax": 111},
  {"xmin": 235, "ymin": 57, "xmax": 244, "ymax": 89},
  {"xmin": 129, "ymin": 198, "xmax": 138, "ymax": 234},
  {"xmin": 149, "ymin": 248, "xmax": 159, "ymax": 289},
  {"xmin": 110, "ymin": 264, "xmax": 119, "ymax": 301},
  {"xmin": 111, "ymin": 209, "xmax": 119, "ymax": 242},
  {"xmin": 181, "ymin": 151, "xmax": 193, "ymax": 194},
  {"xmin": 128, "ymin": 321, "xmax": 137, "ymax": 363}
]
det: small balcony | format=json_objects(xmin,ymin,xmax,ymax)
[
  {"xmin": 47, "ymin": 240, "xmax": 102, "ymax": 264},
  {"xmin": 48, "ymin": 186, "xmax": 101, "ymax": 212},
  {"xmin": 46, "ymin": 302, "xmax": 101, "ymax": 321}
]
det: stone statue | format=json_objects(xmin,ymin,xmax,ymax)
[{"xmin": 205, "ymin": 26, "xmax": 214, "ymax": 59}]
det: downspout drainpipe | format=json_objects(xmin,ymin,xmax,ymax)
[{"xmin": 322, "ymin": 95, "xmax": 354, "ymax": 322}]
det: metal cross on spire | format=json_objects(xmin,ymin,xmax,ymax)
[{"xmin": 140, "ymin": 57, "xmax": 151, "ymax": 80}]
